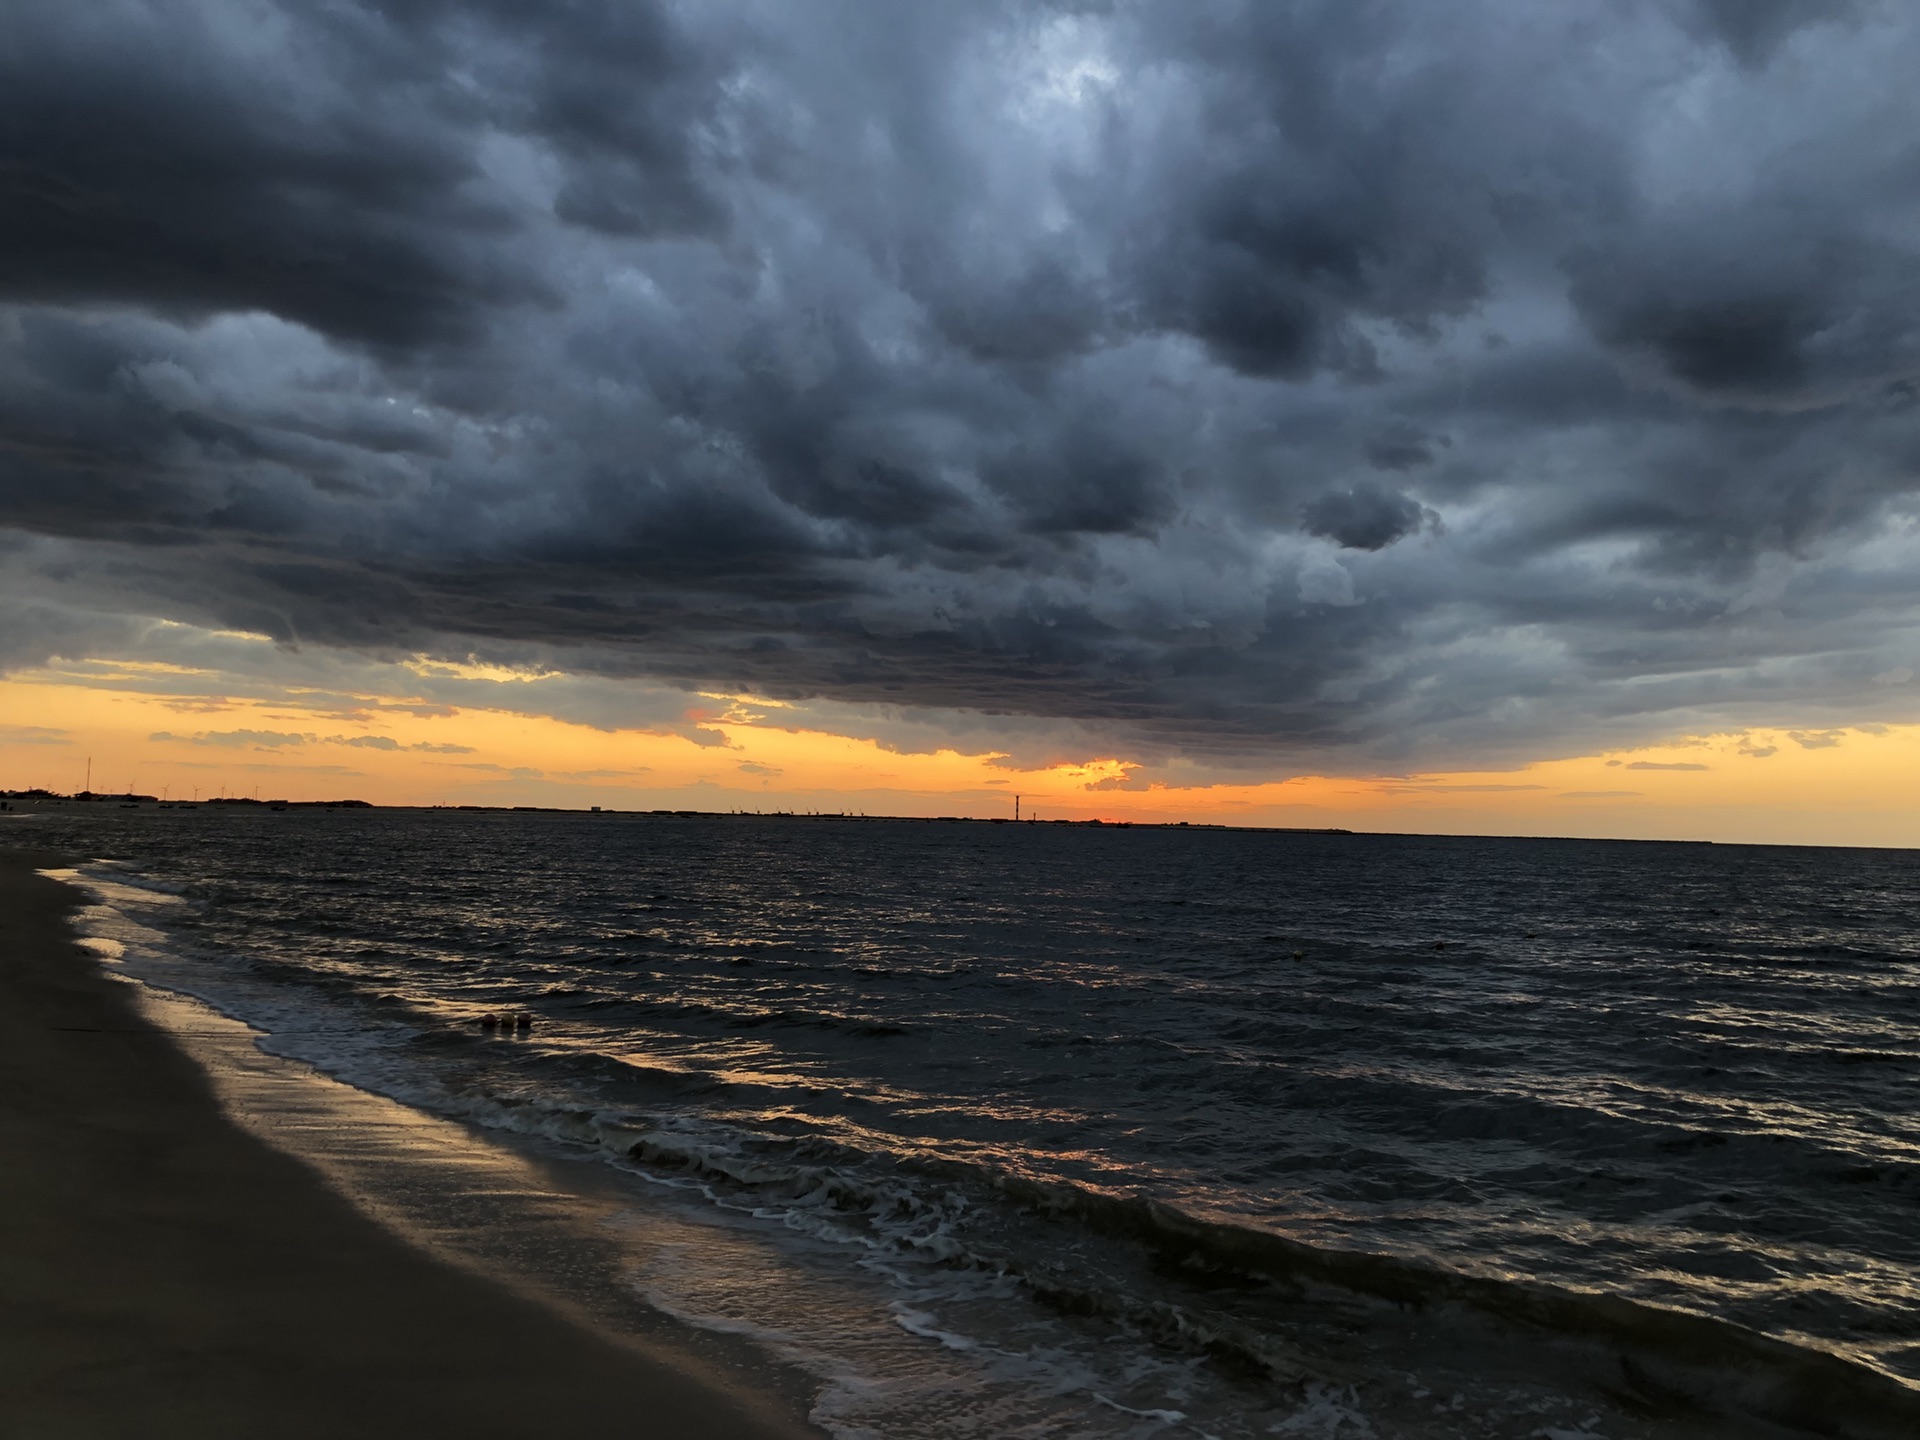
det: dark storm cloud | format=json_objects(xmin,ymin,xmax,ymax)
[
  {"xmin": 1685, "ymin": 0, "xmax": 1863, "ymax": 65},
  {"xmin": 1301, "ymin": 488, "xmax": 1431, "ymax": 552},
  {"xmin": 4, "ymin": 0, "xmax": 1920, "ymax": 770},
  {"xmin": 0, "ymin": 6, "xmax": 518, "ymax": 348},
  {"xmin": 1566, "ymin": 218, "xmax": 1919, "ymax": 408},
  {"xmin": 1122, "ymin": 3, "xmax": 1509, "ymax": 381},
  {"xmin": 0, "ymin": 0, "xmax": 740, "ymax": 348}
]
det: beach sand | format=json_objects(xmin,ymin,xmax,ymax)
[{"xmin": 0, "ymin": 847, "xmax": 821, "ymax": 1439}]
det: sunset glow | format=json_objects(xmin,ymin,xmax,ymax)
[{"xmin": 8, "ymin": 633, "xmax": 1917, "ymax": 846}]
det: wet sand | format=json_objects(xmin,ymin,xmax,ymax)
[{"xmin": 0, "ymin": 847, "xmax": 821, "ymax": 1439}]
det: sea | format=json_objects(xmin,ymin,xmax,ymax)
[{"xmin": 12, "ymin": 805, "xmax": 1920, "ymax": 1439}]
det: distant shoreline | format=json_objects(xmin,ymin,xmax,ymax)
[
  {"xmin": 2, "ymin": 791, "xmax": 1350, "ymax": 832},
  {"xmin": 2, "ymin": 795, "xmax": 1757, "ymax": 846}
]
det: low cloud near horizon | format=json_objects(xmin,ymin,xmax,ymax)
[{"xmin": 4, "ymin": 0, "xmax": 1920, "ymax": 779}]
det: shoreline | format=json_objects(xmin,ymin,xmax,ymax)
[{"xmin": 0, "ymin": 846, "xmax": 822, "ymax": 1439}]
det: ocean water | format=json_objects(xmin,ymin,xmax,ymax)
[{"xmin": 15, "ymin": 806, "xmax": 1920, "ymax": 1439}]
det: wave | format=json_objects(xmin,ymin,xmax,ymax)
[
  {"xmin": 422, "ymin": 1083, "xmax": 1920, "ymax": 1440},
  {"xmin": 996, "ymin": 1178, "xmax": 1920, "ymax": 1440}
]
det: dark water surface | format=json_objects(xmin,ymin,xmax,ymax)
[{"xmin": 17, "ymin": 806, "xmax": 1920, "ymax": 1438}]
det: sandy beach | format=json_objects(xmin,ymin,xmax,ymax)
[{"xmin": 0, "ymin": 846, "xmax": 820, "ymax": 1439}]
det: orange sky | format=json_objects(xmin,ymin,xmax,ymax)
[{"xmin": 3, "ymin": 629, "xmax": 1917, "ymax": 847}]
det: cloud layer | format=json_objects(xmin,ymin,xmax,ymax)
[{"xmin": 4, "ymin": 0, "xmax": 1919, "ymax": 771}]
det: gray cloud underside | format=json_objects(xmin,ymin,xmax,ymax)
[{"xmin": 3, "ymin": 0, "xmax": 1919, "ymax": 769}]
